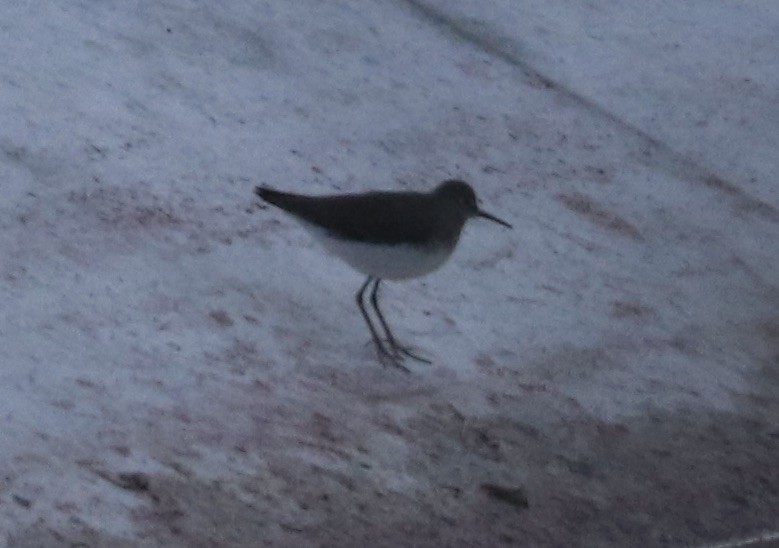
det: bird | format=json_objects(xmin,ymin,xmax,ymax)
[{"xmin": 254, "ymin": 179, "xmax": 512, "ymax": 372}]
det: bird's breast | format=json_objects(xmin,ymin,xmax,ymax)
[{"xmin": 307, "ymin": 224, "xmax": 455, "ymax": 280}]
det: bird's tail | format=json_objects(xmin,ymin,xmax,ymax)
[{"xmin": 254, "ymin": 186, "xmax": 290, "ymax": 208}]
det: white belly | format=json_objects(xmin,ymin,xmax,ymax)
[{"xmin": 305, "ymin": 225, "xmax": 454, "ymax": 280}]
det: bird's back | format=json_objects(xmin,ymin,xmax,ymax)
[{"xmin": 256, "ymin": 186, "xmax": 458, "ymax": 246}]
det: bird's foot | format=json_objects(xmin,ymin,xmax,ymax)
[
  {"xmin": 376, "ymin": 344, "xmax": 411, "ymax": 373},
  {"xmin": 383, "ymin": 338, "xmax": 431, "ymax": 365},
  {"xmin": 364, "ymin": 339, "xmax": 412, "ymax": 372}
]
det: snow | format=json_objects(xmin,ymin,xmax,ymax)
[{"xmin": 1, "ymin": 1, "xmax": 778, "ymax": 546}]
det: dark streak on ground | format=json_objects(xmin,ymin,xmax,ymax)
[{"xmin": 398, "ymin": 0, "xmax": 779, "ymax": 223}]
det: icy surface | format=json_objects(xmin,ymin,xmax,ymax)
[{"xmin": 1, "ymin": 1, "xmax": 778, "ymax": 546}]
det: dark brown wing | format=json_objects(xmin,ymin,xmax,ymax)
[{"xmin": 256, "ymin": 186, "xmax": 444, "ymax": 245}]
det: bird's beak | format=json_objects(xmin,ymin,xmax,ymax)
[{"xmin": 477, "ymin": 209, "xmax": 513, "ymax": 229}]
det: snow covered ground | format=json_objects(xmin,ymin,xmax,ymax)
[{"xmin": 1, "ymin": 0, "xmax": 778, "ymax": 546}]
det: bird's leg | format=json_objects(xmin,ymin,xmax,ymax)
[
  {"xmin": 356, "ymin": 277, "xmax": 409, "ymax": 372},
  {"xmin": 369, "ymin": 278, "xmax": 431, "ymax": 364}
]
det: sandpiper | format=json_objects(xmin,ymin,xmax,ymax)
[{"xmin": 255, "ymin": 179, "xmax": 512, "ymax": 371}]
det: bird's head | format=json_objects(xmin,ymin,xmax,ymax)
[{"xmin": 435, "ymin": 179, "xmax": 512, "ymax": 229}]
